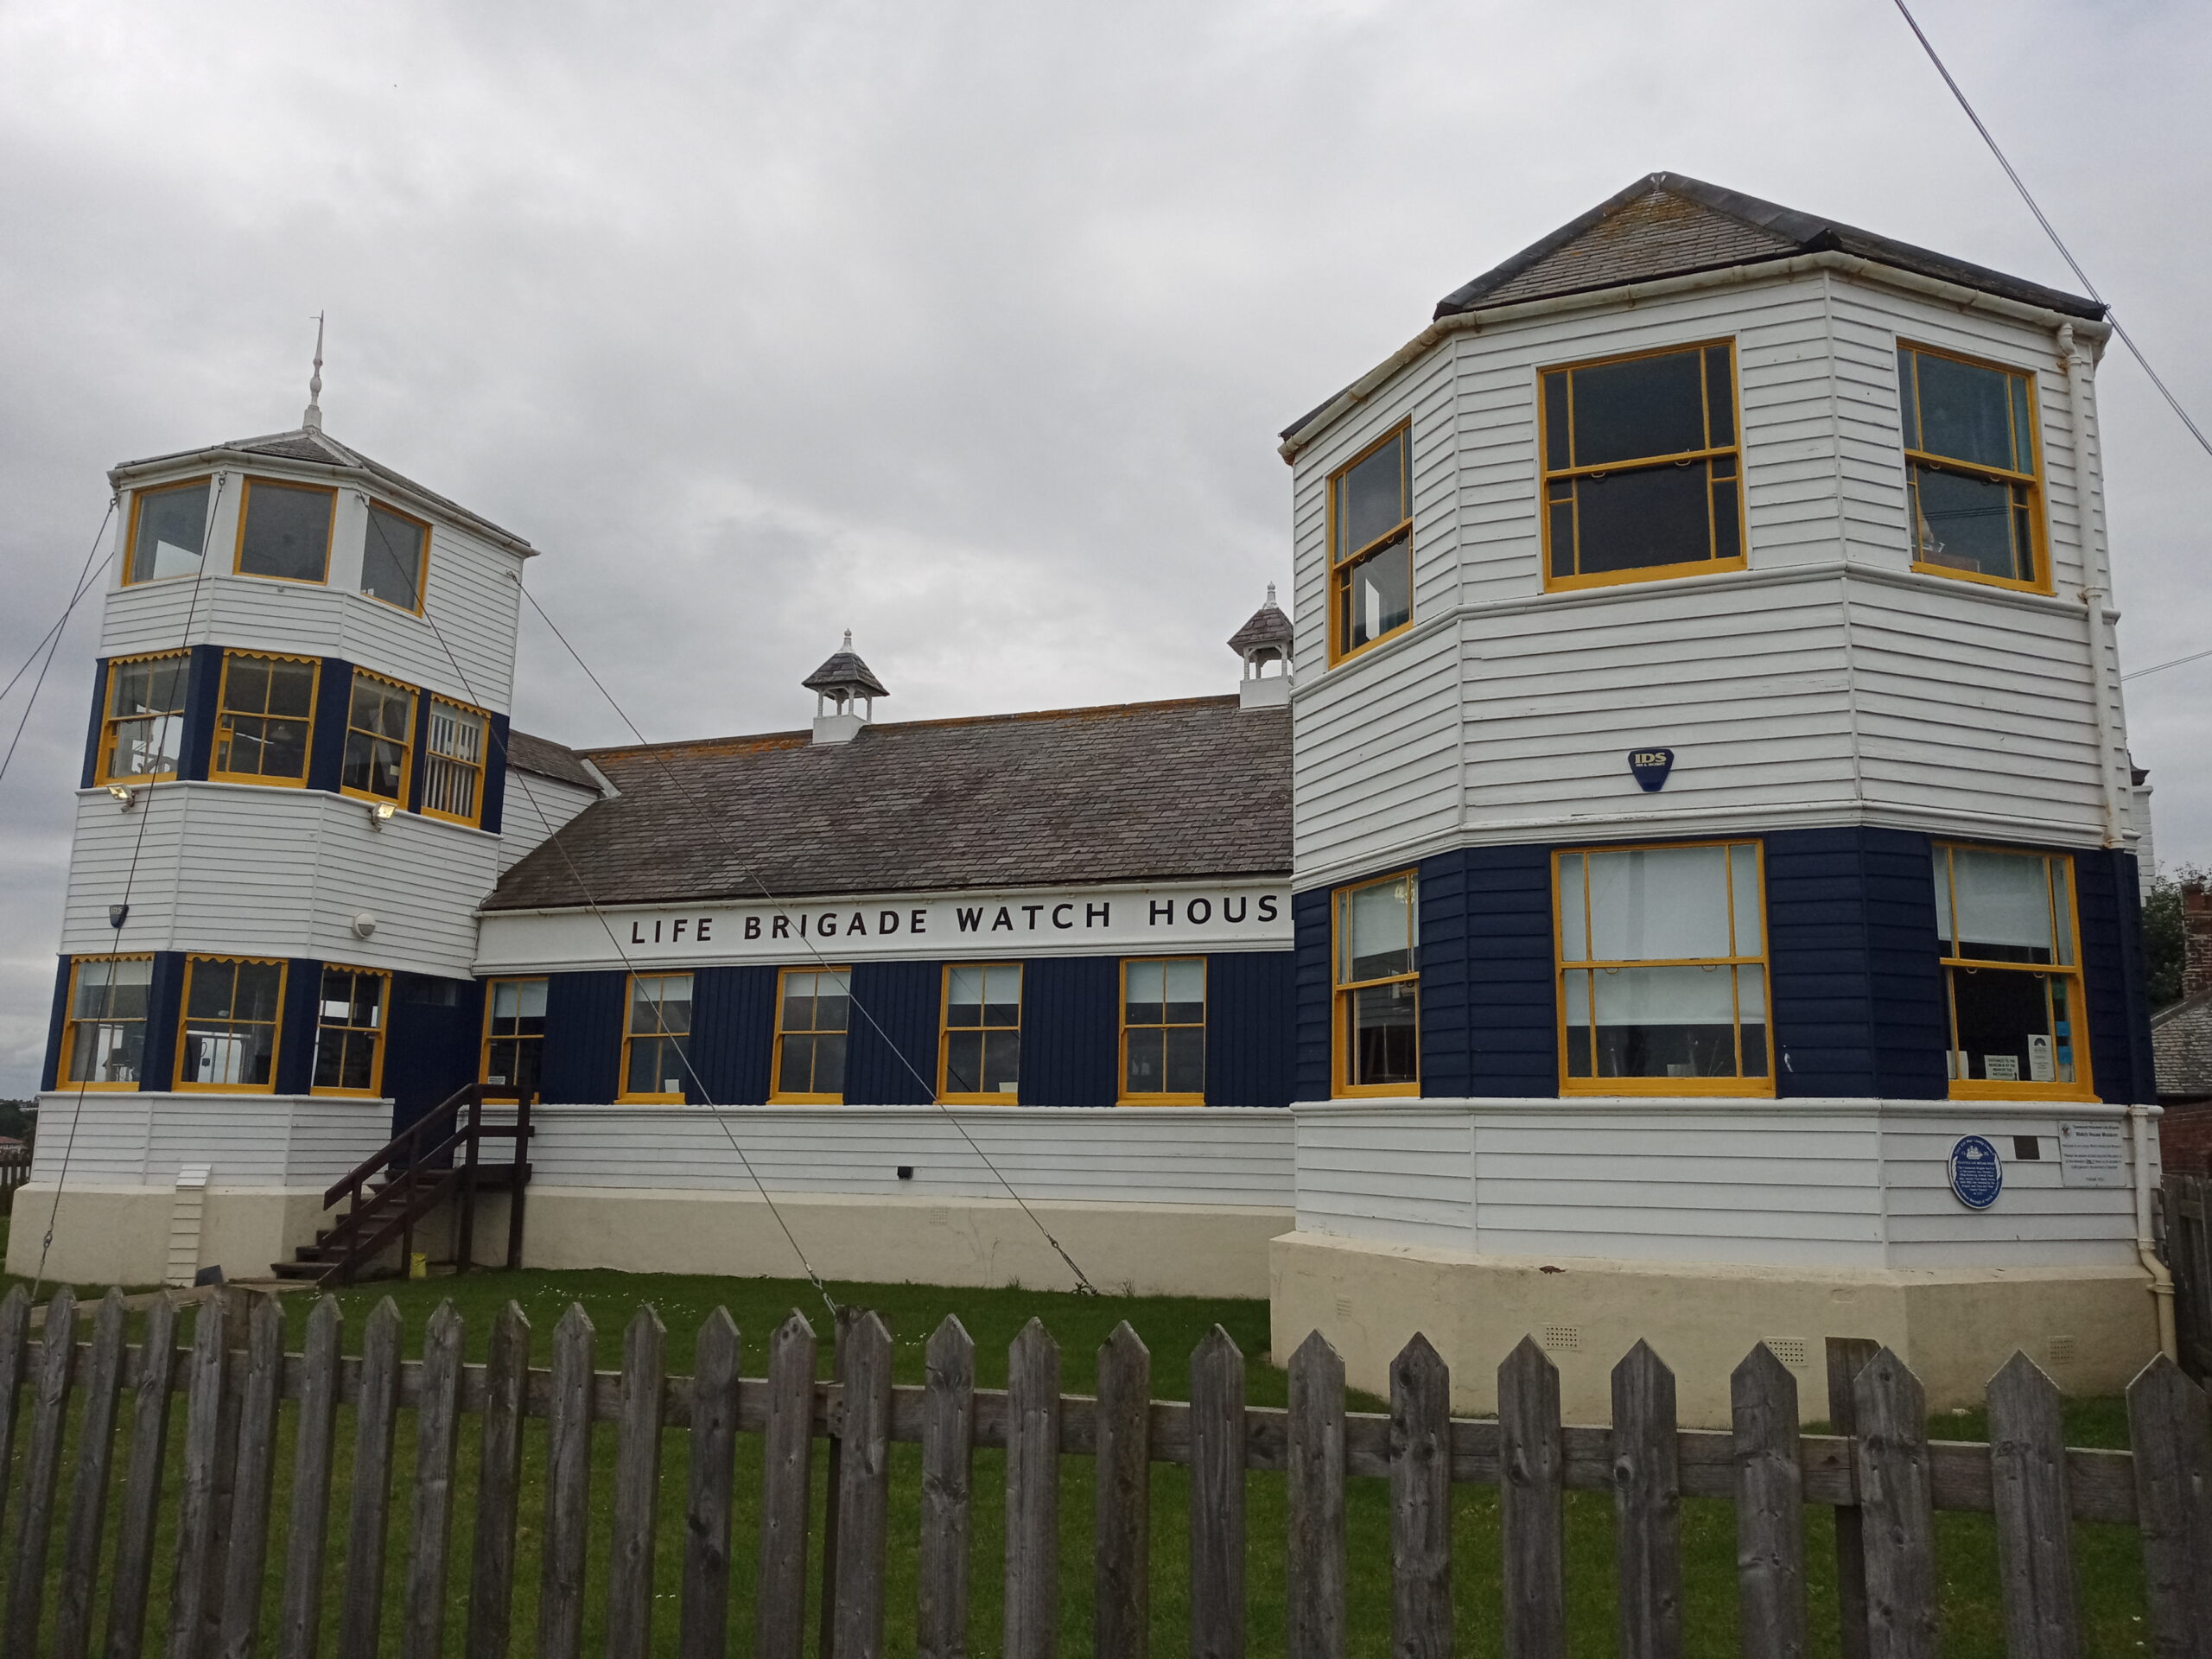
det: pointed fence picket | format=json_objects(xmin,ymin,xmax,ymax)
[{"xmin": 0, "ymin": 1286, "xmax": 2202, "ymax": 1658}]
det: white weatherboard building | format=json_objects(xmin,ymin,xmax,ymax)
[{"xmin": 22, "ymin": 175, "xmax": 2168, "ymax": 1422}]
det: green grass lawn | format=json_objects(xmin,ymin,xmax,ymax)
[{"xmin": 7, "ymin": 1265, "xmax": 2159, "ymax": 1657}]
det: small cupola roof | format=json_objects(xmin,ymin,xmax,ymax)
[
  {"xmin": 1228, "ymin": 585, "xmax": 1293, "ymax": 659},
  {"xmin": 803, "ymin": 632, "xmax": 889, "ymax": 702}
]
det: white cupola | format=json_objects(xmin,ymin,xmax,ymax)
[
  {"xmin": 803, "ymin": 631, "xmax": 889, "ymax": 745},
  {"xmin": 1227, "ymin": 584, "xmax": 1294, "ymax": 709}
]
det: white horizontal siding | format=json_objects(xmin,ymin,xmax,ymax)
[
  {"xmin": 1290, "ymin": 1109, "xmax": 1472, "ymax": 1249},
  {"xmin": 497, "ymin": 772, "xmax": 601, "ymax": 874},
  {"xmin": 1291, "ymin": 622, "xmax": 1459, "ymax": 876},
  {"xmin": 30, "ymin": 1091, "xmax": 389, "ymax": 1186}
]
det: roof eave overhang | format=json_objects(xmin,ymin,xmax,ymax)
[
  {"xmin": 105, "ymin": 444, "xmax": 538, "ymax": 558},
  {"xmin": 1277, "ymin": 250, "xmax": 2116, "ymax": 464}
]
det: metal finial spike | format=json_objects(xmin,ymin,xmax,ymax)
[
  {"xmin": 842, "ymin": 629, "xmax": 853, "ymax": 650},
  {"xmin": 1266, "ymin": 582, "xmax": 1277, "ymax": 606},
  {"xmin": 302, "ymin": 311, "xmax": 326, "ymax": 431}
]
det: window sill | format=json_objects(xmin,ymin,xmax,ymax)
[
  {"xmin": 617, "ymin": 1093, "xmax": 686, "ymax": 1105},
  {"xmin": 1327, "ymin": 617, "xmax": 1414, "ymax": 671},
  {"xmin": 1909, "ymin": 560, "xmax": 2053, "ymax": 599},
  {"xmin": 1117, "ymin": 1095, "xmax": 1206, "ymax": 1108},
  {"xmin": 768, "ymin": 1093, "xmax": 844, "ymax": 1106},
  {"xmin": 1945, "ymin": 1083, "xmax": 2099, "ymax": 1103},
  {"xmin": 1543, "ymin": 555, "xmax": 1750, "ymax": 595},
  {"xmin": 1560, "ymin": 1077, "xmax": 1776, "ymax": 1097},
  {"xmin": 938, "ymin": 1095, "xmax": 1025, "ymax": 1108},
  {"xmin": 1332, "ymin": 1083, "xmax": 1421, "ymax": 1099}
]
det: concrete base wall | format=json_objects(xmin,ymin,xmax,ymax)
[
  {"xmin": 1271, "ymin": 1230, "xmax": 2163, "ymax": 1427},
  {"xmin": 5, "ymin": 1183, "xmax": 334, "ymax": 1288}
]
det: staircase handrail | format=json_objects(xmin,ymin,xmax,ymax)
[{"xmin": 321, "ymin": 1083, "xmax": 528, "ymax": 1211}]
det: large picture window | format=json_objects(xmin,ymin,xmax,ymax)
[
  {"xmin": 481, "ymin": 977, "xmax": 547, "ymax": 1096},
  {"xmin": 1555, "ymin": 841, "xmax": 1771, "ymax": 1093},
  {"xmin": 213, "ymin": 652, "xmax": 319, "ymax": 785},
  {"xmin": 61, "ymin": 956, "xmax": 153, "ymax": 1090},
  {"xmin": 176, "ymin": 956, "xmax": 286, "ymax": 1090},
  {"xmin": 1121, "ymin": 958, "xmax": 1205, "ymax": 1103},
  {"xmin": 1897, "ymin": 344, "xmax": 2046, "ymax": 592},
  {"xmin": 312, "ymin": 966, "xmax": 390, "ymax": 1096},
  {"xmin": 772, "ymin": 968, "xmax": 850, "ymax": 1103},
  {"xmin": 621, "ymin": 973, "xmax": 692, "ymax": 1103},
  {"xmin": 1329, "ymin": 424, "xmax": 1413, "ymax": 662},
  {"xmin": 234, "ymin": 478, "xmax": 335, "ymax": 583},
  {"xmin": 941, "ymin": 964, "xmax": 1021, "ymax": 1103},
  {"xmin": 362, "ymin": 502, "xmax": 429, "ymax": 611},
  {"xmin": 124, "ymin": 479, "xmax": 211, "ymax": 584},
  {"xmin": 1541, "ymin": 340, "xmax": 1744, "ymax": 590},
  {"xmin": 97, "ymin": 652, "xmax": 188, "ymax": 785},
  {"xmin": 422, "ymin": 697, "xmax": 489, "ymax": 827},
  {"xmin": 1934, "ymin": 844, "xmax": 2089, "ymax": 1096},
  {"xmin": 340, "ymin": 671, "xmax": 415, "ymax": 805},
  {"xmin": 1333, "ymin": 873, "xmax": 1419, "ymax": 1096}
]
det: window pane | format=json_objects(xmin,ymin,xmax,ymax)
[
  {"xmin": 945, "ymin": 1030, "xmax": 983, "ymax": 1094},
  {"xmin": 817, "ymin": 972, "xmax": 850, "ymax": 1031},
  {"xmin": 1339, "ymin": 433, "xmax": 1407, "ymax": 556},
  {"xmin": 1341, "ymin": 876, "xmax": 1414, "ymax": 983},
  {"xmin": 1344, "ymin": 535, "xmax": 1411, "ymax": 648},
  {"xmin": 235, "ymin": 961, "xmax": 284, "ymax": 1021},
  {"xmin": 1568, "ymin": 350, "xmax": 1706, "ymax": 466},
  {"xmin": 813, "ymin": 1032, "xmax": 847, "ymax": 1095},
  {"xmin": 1163, "ymin": 960, "xmax": 1205, "ymax": 1023},
  {"xmin": 1125, "ymin": 1027, "xmax": 1164, "ymax": 1094},
  {"xmin": 1586, "ymin": 963, "xmax": 1741, "ymax": 1078},
  {"xmin": 2050, "ymin": 865, "xmax": 2074, "ymax": 966},
  {"xmin": 1543, "ymin": 374, "xmax": 1571, "ymax": 470},
  {"xmin": 947, "ymin": 966, "xmax": 984, "ymax": 1021},
  {"xmin": 1948, "ymin": 965, "xmax": 2066, "ymax": 1083},
  {"xmin": 130, "ymin": 482, "xmax": 210, "ymax": 582},
  {"xmin": 1565, "ymin": 463, "xmax": 1713, "ymax": 575},
  {"xmin": 1558, "ymin": 855, "xmax": 1588, "ymax": 962},
  {"xmin": 238, "ymin": 483, "xmax": 333, "ymax": 582},
  {"xmin": 268, "ymin": 660, "xmax": 317, "ymax": 717},
  {"xmin": 1125, "ymin": 959, "xmax": 1164, "ymax": 1020},
  {"xmin": 1737, "ymin": 967, "xmax": 1769, "ymax": 1077},
  {"xmin": 779, "ymin": 1033, "xmax": 817, "ymax": 1096},
  {"xmin": 1896, "ymin": 348, "xmax": 1920, "ymax": 451},
  {"xmin": 982, "ymin": 967, "xmax": 1020, "ymax": 1027},
  {"xmin": 1910, "ymin": 464, "xmax": 2030, "ymax": 582},
  {"xmin": 982, "ymin": 1031, "xmax": 1020, "ymax": 1095},
  {"xmin": 1586, "ymin": 846, "xmax": 1732, "ymax": 962},
  {"xmin": 1702, "ymin": 346, "xmax": 1735, "ymax": 448},
  {"xmin": 1351, "ymin": 980, "xmax": 1419, "ymax": 1086},
  {"xmin": 362, "ymin": 506, "xmax": 426, "ymax": 607},
  {"xmin": 106, "ymin": 655, "xmax": 188, "ymax": 780},
  {"xmin": 1948, "ymin": 849, "xmax": 2056, "ymax": 963},
  {"xmin": 1163, "ymin": 1027, "xmax": 1205, "ymax": 1094},
  {"xmin": 1563, "ymin": 969, "xmax": 1593, "ymax": 1077},
  {"xmin": 1728, "ymin": 846, "xmax": 1764, "ymax": 957},
  {"xmin": 1911, "ymin": 353, "xmax": 2018, "ymax": 472},
  {"xmin": 226, "ymin": 657, "xmax": 270, "ymax": 713}
]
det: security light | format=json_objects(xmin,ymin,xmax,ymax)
[
  {"xmin": 107, "ymin": 784, "xmax": 138, "ymax": 810},
  {"xmin": 366, "ymin": 800, "xmax": 397, "ymax": 829}
]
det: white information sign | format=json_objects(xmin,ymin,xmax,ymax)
[
  {"xmin": 2026, "ymin": 1034, "xmax": 2055, "ymax": 1083},
  {"xmin": 1984, "ymin": 1054, "xmax": 2020, "ymax": 1083},
  {"xmin": 2057, "ymin": 1121, "xmax": 2126, "ymax": 1190}
]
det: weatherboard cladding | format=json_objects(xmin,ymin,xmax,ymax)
[{"xmin": 486, "ymin": 696, "xmax": 1292, "ymax": 912}]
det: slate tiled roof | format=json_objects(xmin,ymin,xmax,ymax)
[
  {"xmin": 505, "ymin": 730, "xmax": 601, "ymax": 791},
  {"xmin": 803, "ymin": 644, "xmax": 890, "ymax": 699},
  {"xmin": 2153, "ymin": 992, "xmax": 2212, "ymax": 1102},
  {"xmin": 110, "ymin": 426, "xmax": 534, "ymax": 553},
  {"xmin": 485, "ymin": 695, "xmax": 1290, "ymax": 910}
]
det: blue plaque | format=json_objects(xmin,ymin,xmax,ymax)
[
  {"xmin": 1948, "ymin": 1135, "xmax": 2004, "ymax": 1211},
  {"xmin": 1627, "ymin": 748, "xmax": 1675, "ymax": 792}
]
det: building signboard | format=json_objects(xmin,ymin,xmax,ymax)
[
  {"xmin": 1948, "ymin": 1135, "xmax": 2004, "ymax": 1211},
  {"xmin": 2057, "ymin": 1120, "xmax": 2127, "ymax": 1189}
]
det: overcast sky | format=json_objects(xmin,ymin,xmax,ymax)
[{"xmin": 2, "ymin": 0, "xmax": 2206, "ymax": 1096}]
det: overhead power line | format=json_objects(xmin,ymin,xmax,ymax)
[{"xmin": 2122, "ymin": 645, "xmax": 2212, "ymax": 684}]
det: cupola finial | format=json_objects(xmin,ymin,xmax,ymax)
[{"xmin": 302, "ymin": 312, "xmax": 325, "ymax": 432}]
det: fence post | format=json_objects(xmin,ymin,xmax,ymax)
[
  {"xmin": 53, "ymin": 1288, "xmax": 128, "ymax": 1659},
  {"xmin": 1613, "ymin": 1340, "xmax": 1682, "ymax": 1659},
  {"xmin": 275, "ymin": 1298, "xmax": 343, "ymax": 1659},
  {"xmin": 2172, "ymin": 1176, "xmax": 2212, "ymax": 1382},
  {"xmin": 1825, "ymin": 1335, "xmax": 1879, "ymax": 1659},
  {"xmin": 335, "ymin": 1298, "xmax": 404, "ymax": 1659},
  {"xmin": 828, "ymin": 1311, "xmax": 893, "ymax": 1659},
  {"xmin": 607, "ymin": 1305, "xmax": 670, "ymax": 1659},
  {"xmin": 1191, "ymin": 1325, "xmax": 1247, "ymax": 1659},
  {"xmin": 2125, "ymin": 1353, "xmax": 2212, "ymax": 1658},
  {"xmin": 1095, "ymin": 1321, "xmax": 1151, "ymax": 1659},
  {"xmin": 466, "ymin": 1301, "xmax": 531, "ymax": 1659},
  {"xmin": 918, "ymin": 1316, "xmax": 976, "ymax": 1659},
  {"xmin": 1389, "ymin": 1333, "xmax": 1452, "ymax": 1659},
  {"xmin": 4, "ymin": 1284, "xmax": 77, "ymax": 1659},
  {"xmin": 818, "ymin": 1306, "xmax": 854, "ymax": 1659},
  {"xmin": 1732, "ymin": 1343, "xmax": 1806, "ymax": 1659},
  {"xmin": 537, "ymin": 1303, "xmax": 596, "ymax": 1659},
  {"xmin": 401, "ymin": 1301, "xmax": 468, "ymax": 1659},
  {"xmin": 1003, "ymin": 1318, "xmax": 1061, "ymax": 1659},
  {"xmin": 166, "ymin": 1293, "xmax": 227, "ymax": 1659},
  {"xmin": 681, "ymin": 1309, "xmax": 741, "ymax": 1659},
  {"xmin": 1853, "ymin": 1347, "xmax": 1937, "ymax": 1659},
  {"xmin": 104, "ymin": 1292, "xmax": 177, "ymax": 1659},
  {"xmin": 0, "ymin": 1287, "xmax": 29, "ymax": 1578},
  {"xmin": 214, "ymin": 1294, "xmax": 285, "ymax": 1659},
  {"xmin": 1986, "ymin": 1351, "xmax": 2081, "ymax": 1658},
  {"xmin": 755, "ymin": 1310, "xmax": 818, "ymax": 1659},
  {"xmin": 1287, "ymin": 1332, "xmax": 1346, "ymax": 1659},
  {"xmin": 1498, "ymin": 1336, "xmax": 1565, "ymax": 1659}
]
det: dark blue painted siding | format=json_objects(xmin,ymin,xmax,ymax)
[
  {"xmin": 1293, "ymin": 888, "xmax": 1332, "ymax": 1101},
  {"xmin": 844, "ymin": 961, "xmax": 941, "ymax": 1104},
  {"xmin": 1414, "ymin": 854, "xmax": 1471, "ymax": 1098},
  {"xmin": 2078, "ymin": 849, "xmax": 2157, "ymax": 1103},
  {"xmin": 384, "ymin": 974, "xmax": 485, "ymax": 1132},
  {"xmin": 40, "ymin": 957, "xmax": 70, "ymax": 1091},
  {"xmin": 180, "ymin": 645, "xmax": 222, "ymax": 781},
  {"xmin": 541, "ymin": 971, "xmax": 626, "ymax": 1104},
  {"xmin": 304, "ymin": 660, "xmax": 351, "ymax": 796},
  {"xmin": 1020, "ymin": 957, "xmax": 1116, "ymax": 1108},
  {"xmin": 1460, "ymin": 847, "xmax": 1558, "ymax": 1098},
  {"xmin": 79, "ymin": 661, "xmax": 109, "ymax": 790},
  {"xmin": 1860, "ymin": 829, "xmax": 1949, "ymax": 1098},
  {"xmin": 481, "ymin": 715, "xmax": 512, "ymax": 835},
  {"xmin": 273, "ymin": 960, "xmax": 323, "ymax": 1096},
  {"xmin": 142, "ymin": 952, "xmax": 185, "ymax": 1091},
  {"xmin": 1205, "ymin": 951, "xmax": 1294, "ymax": 1106},
  {"xmin": 690, "ymin": 966, "xmax": 778, "ymax": 1104}
]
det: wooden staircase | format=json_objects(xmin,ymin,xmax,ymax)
[{"xmin": 274, "ymin": 1084, "xmax": 535, "ymax": 1286}]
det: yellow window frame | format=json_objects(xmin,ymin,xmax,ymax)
[
  {"xmin": 1538, "ymin": 338, "xmax": 1748, "ymax": 594},
  {"xmin": 421, "ymin": 696, "xmax": 491, "ymax": 827},
  {"xmin": 361, "ymin": 499, "xmax": 431, "ymax": 614},
  {"xmin": 94, "ymin": 650, "xmax": 190, "ymax": 785},
  {"xmin": 120, "ymin": 476, "xmax": 213, "ymax": 587},
  {"xmin": 619, "ymin": 972, "xmax": 692, "ymax": 1103},
  {"xmin": 1332, "ymin": 870, "xmax": 1421, "ymax": 1098},
  {"xmin": 338, "ymin": 669, "xmax": 416, "ymax": 807},
  {"xmin": 1551, "ymin": 839, "xmax": 1776, "ymax": 1097},
  {"xmin": 1934, "ymin": 841, "xmax": 2095, "ymax": 1102},
  {"xmin": 60, "ymin": 953, "xmax": 155, "ymax": 1091},
  {"xmin": 1118, "ymin": 957, "xmax": 1207, "ymax": 1105},
  {"xmin": 174, "ymin": 954, "xmax": 289, "ymax": 1094},
  {"xmin": 938, "ymin": 963, "xmax": 1023, "ymax": 1106},
  {"xmin": 1326, "ymin": 421, "xmax": 1414, "ymax": 665},
  {"xmin": 231, "ymin": 477, "xmax": 337, "ymax": 585},
  {"xmin": 480, "ymin": 976, "xmax": 547, "ymax": 1096},
  {"xmin": 309, "ymin": 965, "xmax": 391, "ymax": 1097},
  {"xmin": 211, "ymin": 650, "xmax": 321, "ymax": 788},
  {"xmin": 1897, "ymin": 341, "xmax": 2051, "ymax": 596},
  {"xmin": 770, "ymin": 965, "xmax": 850, "ymax": 1104}
]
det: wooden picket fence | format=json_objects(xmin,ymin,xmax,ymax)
[
  {"xmin": 2169, "ymin": 1173, "xmax": 2212, "ymax": 1385},
  {"xmin": 0, "ymin": 1147, "xmax": 31, "ymax": 1217},
  {"xmin": 0, "ymin": 1287, "xmax": 2209, "ymax": 1659}
]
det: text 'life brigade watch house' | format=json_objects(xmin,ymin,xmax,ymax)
[{"xmin": 23, "ymin": 173, "xmax": 2169, "ymax": 1424}]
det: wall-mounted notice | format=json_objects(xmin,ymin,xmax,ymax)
[
  {"xmin": 2057, "ymin": 1121, "xmax": 2126, "ymax": 1189},
  {"xmin": 1948, "ymin": 1135, "xmax": 2004, "ymax": 1211}
]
